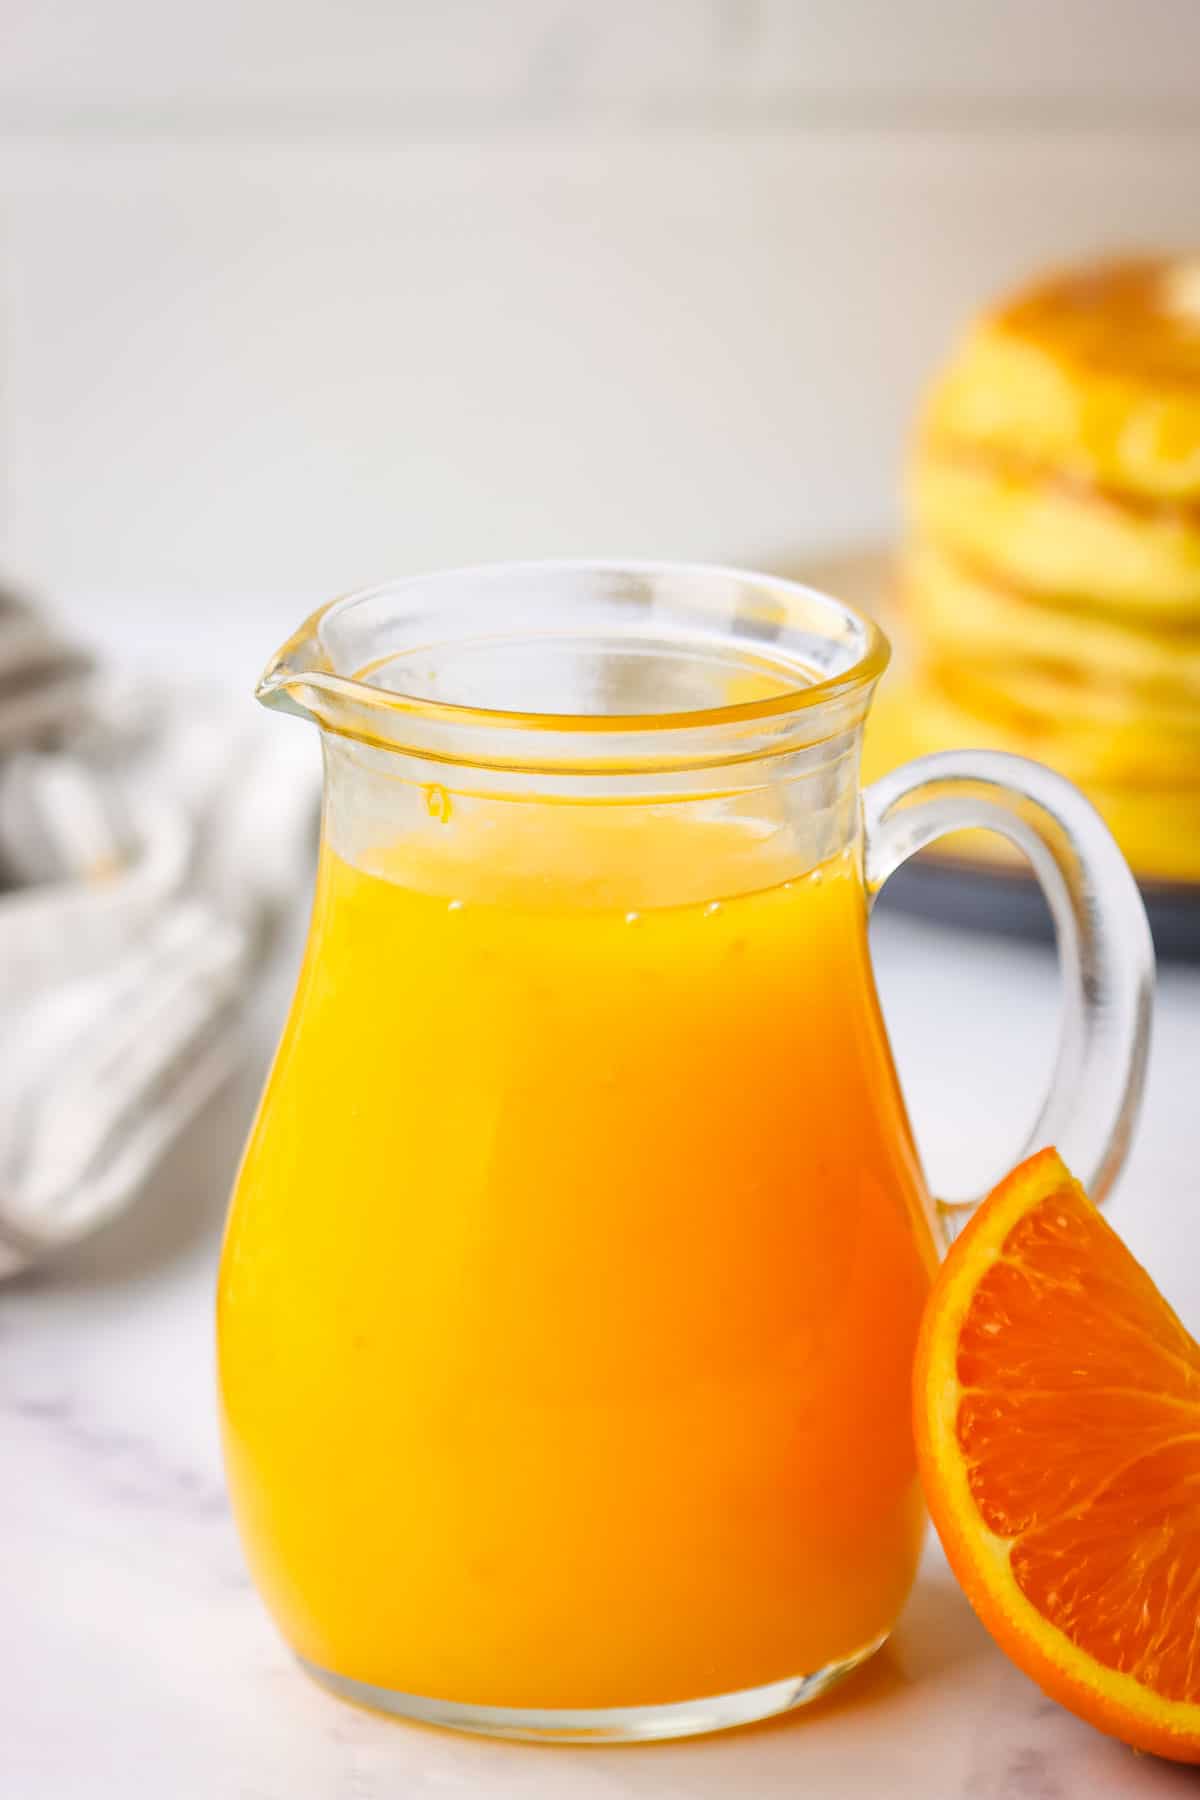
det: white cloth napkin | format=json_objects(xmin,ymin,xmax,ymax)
[{"xmin": 0, "ymin": 599, "xmax": 317, "ymax": 1274}]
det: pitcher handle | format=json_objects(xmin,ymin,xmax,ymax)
[{"xmin": 862, "ymin": 750, "xmax": 1154, "ymax": 1243}]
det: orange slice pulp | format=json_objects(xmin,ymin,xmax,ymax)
[{"xmin": 913, "ymin": 1147, "xmax": 1200, "ymax": 1763}]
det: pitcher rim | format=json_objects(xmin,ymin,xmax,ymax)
[{"xmin": 256, "ymin": 559, "xmax": 891, "ymax": 768}]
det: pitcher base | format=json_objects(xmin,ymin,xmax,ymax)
[{"xmin": 297, "ymin": 1632, "xmax": 888, "ymax": 1743}]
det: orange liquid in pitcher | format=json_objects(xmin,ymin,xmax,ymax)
[{"xmin": 218, "ymin": 812, "xmax": 938, "ymax": 1710}]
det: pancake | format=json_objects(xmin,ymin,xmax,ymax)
[
  {"xmin": 900, "ymin": 541, "xmax": 1200, "ymax": 704},
  {"xmin": 909, "ymin": 448, "xmax": 1200, "ymax": 616},
  {"xmin": 887, "ymin": 252, "xmax": 1200, "ymax": 889},
  {"xmin": 871, "ymin": 656, "xmax": 1198, "ymax": 790},
  {"xmin": 923, "ymin": 256, "xmax": 1200, "ymax": 502},
  {"xmin": 931, "ymin": 661, "xmax": 1200, "ymax": 786},
  {"xmin": 864, "ymin": 673, "xmax": 1200, "ymax": 884}
]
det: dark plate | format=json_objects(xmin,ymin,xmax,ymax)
[{"xmin": 880, "ymin": 851, "xmax": 1200, "ymax": 962}]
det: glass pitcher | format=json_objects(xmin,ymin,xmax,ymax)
[{"xmin": 217, "ymin": 561, "xmax": 1151, "ymax": 1742}]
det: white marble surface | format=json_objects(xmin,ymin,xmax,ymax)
[{"xmin": 4, "ymin": 847, "xmax": 1200, "ymax": 1796}]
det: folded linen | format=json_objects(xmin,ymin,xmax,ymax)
[{"xmin": 0, "ymin": 590, "xmax": 316, "ymax": 1273}]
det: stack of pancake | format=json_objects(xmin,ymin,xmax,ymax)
[{"xmin": 865, "ymin": 255, "xmax": 1200, "ymax": 884}]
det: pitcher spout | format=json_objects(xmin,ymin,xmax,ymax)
[{"xmin": 254, "ymin": 604, "xmax": 338, "ymax": 724}]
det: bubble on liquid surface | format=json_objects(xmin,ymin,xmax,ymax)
[
  {"xmin": 705, "ymin": 901, "xmax": 722, "ymax": 918},
  {"xmin": 624, "ymin": 911, "xmax": 640, "ymax": 926},
  {"xmin": 426, "ymin": 784, "xmax": 452, "ymax": 824},
  {"xmin": 447, "ymin": 898, "xmax": 463, "ymax": 914}
]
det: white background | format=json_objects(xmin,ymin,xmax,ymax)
[{"xmin": 4, "ymin": 0, "xmax": 1200, "ymax": 661}]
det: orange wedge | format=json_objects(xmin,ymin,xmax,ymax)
[{"xmin": 914, "ymin": 1147, "xmax": 1200, "ymax": 1763}]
